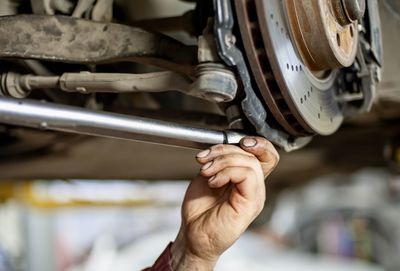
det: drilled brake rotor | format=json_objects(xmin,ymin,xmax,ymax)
[{"xmin": 235, "ymin": 0, "xmax": 360, "ymax": 136}]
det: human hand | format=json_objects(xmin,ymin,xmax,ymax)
[{"xmin": 171, "ymin": 137, "xmax": 279, "ymax": 271}]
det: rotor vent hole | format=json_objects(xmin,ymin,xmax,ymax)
[
  {"xmin": 291, "ymin": 65, "xmax": 294, "ymax": 71},
  {"xmin": 251, "ymin": 28, "xmax": 264, "ymax": 48},
  {"xmin": 246, "ymin": 1, "xmax": 257, "ymax": 22},
  {"xmin": 287, "ymin": 63, "xmax": 290, "ymax": 70},
  {"xmin": 318, "ymin": 113, "xmax": 321, "ymax": 119},
  {"xmin": 336, "ymin": 33, "xmax": 341, "ymax": 47},
  {"xmin": 350, "ymin": 26, "xmax": 354, "ymax": 37},
  {"xmin": 295, "ymin": 66, "xmax": 299, "ymax": 72},
  {"xmin": 304, "ymin": 95, "xmax": 307, "ymax": 102},
  {"xmin": 300, "ymin": 98, "xmax": 303, "ymax": 104}
]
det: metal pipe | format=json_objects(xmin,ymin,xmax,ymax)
[{"xmin": 0, "ymin": 97, "xmax": 246, "ymax": 149}]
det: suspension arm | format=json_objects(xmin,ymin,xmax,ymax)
[{"xmin": 0, "ymin": 15, "xmax": 198, "ymax": 75}]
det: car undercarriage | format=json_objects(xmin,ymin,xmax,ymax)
[{"xmin": 0, "ymin": 0, "xmax": 399, "ymax": 181}]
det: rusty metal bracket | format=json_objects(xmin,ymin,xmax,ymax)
[{"xmin": 0, "ymin": 15, "xmax": 198, "ymax": 75}]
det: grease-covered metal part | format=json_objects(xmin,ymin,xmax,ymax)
[
  {"xmin": 0, "ymin": 96, "xmax": 247, "ymax": 150},
  {"xmin": 0, "ymin": 72, "xmax": 33, "ymax": 98},
  {"xmin": 0, "ymin": 15, "xmax": 197, "ymax": 75},
  {"xmin": 191, "ymin": 64, "xmax": 238, "ymax": 102}
]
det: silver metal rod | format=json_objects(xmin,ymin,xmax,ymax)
[{"xmin": 0, "ymin": 97, "xmax": 246, "ymax": 149}]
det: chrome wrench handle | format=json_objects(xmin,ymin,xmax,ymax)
[{"xmin": 0, "ymin": 97, "xmax": 247, "ymax": 149}]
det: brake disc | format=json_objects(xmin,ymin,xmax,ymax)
[{"xmin": 235, "ymin": 0, "xmax": 360, "ymax": 136}]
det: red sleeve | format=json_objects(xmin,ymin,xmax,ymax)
[{"xmin": 142, "ymin": 243, "xmax": 173, "ymax": 271}]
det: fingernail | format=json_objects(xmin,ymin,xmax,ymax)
[
  {"xmin": 201, "ymin": 161, "xmax": 213, "ymax": 170},
  {"xmin": 208, "ymin": 176, "xmax": 216, "ymax": 184},
  {"xmin": 197, "ymin": 149, "xmax": 210, "ymax": 158},
  {"xmin": 243, "ymin": 137, "xmax": 257, "ymax": 147}
]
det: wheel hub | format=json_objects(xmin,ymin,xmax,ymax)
[{"xmin": 285, "ymin": 0, "xmax": 360, "ymax": 71}]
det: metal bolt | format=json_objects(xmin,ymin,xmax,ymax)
[
  {"xmin": 224, "ymin": 34, "xmax": 236, "ymax": 49},
  {"xmin": 342, "ymin": 0, "xmax": 366, "ymax": 22}
]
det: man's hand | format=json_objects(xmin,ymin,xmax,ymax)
[{"xmin": 171, "ymin": 137, "xmax": 279, "ymax": 271}]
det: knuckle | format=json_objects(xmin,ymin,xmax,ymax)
[
  {"xmin": 257, "ymin": 137, "xmax": 271, "ymax": 149},
  {"xmin": 219, "ymin": 170, "xmax": 230, "ymax": 181},
  {"xmin": 214, "ymin": 154, "xmax": 227, "ymax": 165},
  {"xmin": 250, "ymin": 156, "xmax": 263, "ymax": 171},
  {"xmin": 217, "ymin": 154, "xmax": 237, "ymax": 167},
  {"xmin": 262, "ymin": 142, "xmax": 279, "ymax": 169},
  {"xmin": 243, "ymin": 166, "xmax": 257, "ymax": 179},
  {"xmin": 211, "ymin": 155, "xmax": 228, "ymax": 171},
  {"xmin": 211, "ymin": 144, "xmax": 225, "ymax": 154},
  {"xmin": 249, "ymin": 155, "xmax": 259, "ymax": 164}
]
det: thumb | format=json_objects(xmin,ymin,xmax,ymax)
[{"xmin": 240, "ymin": 137, "xmax": 280, "ymax": 169}]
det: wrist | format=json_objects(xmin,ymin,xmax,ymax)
[{"xmin": 171, "ymin": 229, "xmax": 217, "ymax": 271}]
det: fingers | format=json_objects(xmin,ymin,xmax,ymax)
[
  {"xmin": 199, "ymin": 152, "xmax": 264, "ymax": 199},
  {"xmin": 208, "ymin": 167, "xmax": 265, "ymax": 207},
  {"xmin": 240, "ymin": 137, "xmax": 279, "ymax": 164},
  {"xmin": 195, "ymin": 137, "xmax": 279, "ymax": 189},
  {"xmin": 200, "ymin": 153, "xmax": 262, "ymax": 180},
  {"xmin": 196, "ymin": 144, "xmax": 252, "ymax": 165},
  {"xmin": 207, "ymin": 166, "xmax": 255, "ymax": 188},
  {"xmin": 240, "ymin": 137, "xmax": 280, "ymax": 176}
]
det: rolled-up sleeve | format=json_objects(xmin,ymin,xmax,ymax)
[{"xmin": 142, "ymin": 243, "xmax": 173, "ymax": 271}]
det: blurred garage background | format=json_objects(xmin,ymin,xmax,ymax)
[
  {"xmin": 1, "ymin": 169, "xmax": 400, "ymax": 271},
  {"xmin": 1, "ymin": 0, "xmax": 400, "ymax": 270}
]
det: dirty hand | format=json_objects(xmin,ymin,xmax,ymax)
[{"xmin": 171, "ymin": 137, "xmax": 279, "ymax": 271}]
